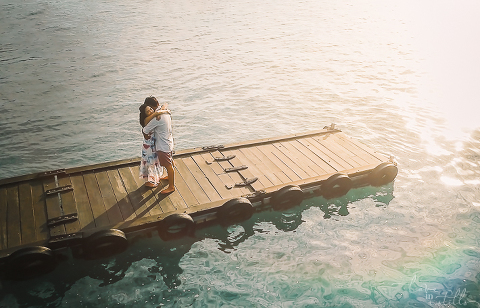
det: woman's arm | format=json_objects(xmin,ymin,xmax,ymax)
[
  {"xmin": 156, "ymin": 103, "xmax": 168, "ymax": 120},
  {"xmin": 144, "ymin": 109, "xmax": 171, "ymax": 125}
]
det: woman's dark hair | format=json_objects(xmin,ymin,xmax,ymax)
[{"xmin": 139, "ymin": 103, "xmax": 147, "ymax": 127}]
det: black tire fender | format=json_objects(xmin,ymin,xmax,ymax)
[
  {"xmin": 83, "ymin": 229, "xmax": 128, "ymax": 259},
  {"xmin": 321, "ymin": 173, "xmax": 352, "ymax": 199},
  {"xmin": 158, "ymin": 213, "xmax": 195, "ymax": 241},
  {"xmin": 217, "ymin": 197, "xmax": 254, "ymax": 226},
  {"xmin": 271, "ymin": 185, "xmax": 304, "ymax": 211},
  {"xmin": 368, "ymin": 163, "xmax": 398, "ymax": 187},
  {"xmin": 6, "ymin": 246, "xmax": 57, "ymax": 280}
]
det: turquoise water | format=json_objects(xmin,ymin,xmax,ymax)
[{"xmin": 1, "ymin": 0, "xmax": 480, "ymax": 307}]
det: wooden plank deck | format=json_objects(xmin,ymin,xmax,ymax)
[{"xmin": 0, "ymin": 127, "xmax": 397, "ymax": 259}]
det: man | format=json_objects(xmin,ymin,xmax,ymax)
[{"xmin": 143, "ymin": 96, "xmax": 175, "ymax": 194}]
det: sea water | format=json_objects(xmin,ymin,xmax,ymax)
[{"xmin": 1, "ymin": 0, "xmax": 480, "ymax": 307}]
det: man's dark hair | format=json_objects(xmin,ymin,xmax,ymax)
[{"xmin": 144, "ymin": 96, "xmax": 158, "ymax": 109}]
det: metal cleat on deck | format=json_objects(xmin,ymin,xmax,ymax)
[
  {"xmin": 226, "ymin": 177, "xmax": 258, "ymax": 189},
  {"xmin": 323, "ymin": 123, "xmax": 336, "ymax": 130},
  {"xmin": 205, "ymin": 154, "xmax": 236, "ymax": 164},
  {"xmin": 202, "ymin": 145, "xmax": 224, "ymax": 151},
  {"xmin": 224, "ymin": 165, "xmax": 248, "ymax": 172}
]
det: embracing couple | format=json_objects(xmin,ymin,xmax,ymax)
[{"xmin": 138, "ymin": 96, "xmax": 175, "ymax": 194}]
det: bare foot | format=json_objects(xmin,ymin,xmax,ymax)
[
  {"xmin": 145, "ymin": 182, "xmax": 158, "ymax": 188},
  {"xmin": 160, "ymin": 186, "xmax": 175, "ymax": 194},
  {"xmin": 160, "ymin": 176, "xmax": 169, "ymax": 181}
]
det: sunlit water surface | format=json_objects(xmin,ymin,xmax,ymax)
[{"xmin": 1, "ymin": 0, "xmax": 480, "ymax": 307}]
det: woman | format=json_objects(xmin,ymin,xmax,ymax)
[{"xmin": 138, "ymin": 103, "xmax": 170, "ymax": 188}]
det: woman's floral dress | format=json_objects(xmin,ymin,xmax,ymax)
[{"xmin": 139, "ymin": 135, "xmax": 163, "ymax": 185}]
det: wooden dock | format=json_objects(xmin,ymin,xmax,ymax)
[{"xmin": 0, "ymin": 126, "xmax": 397, "ymax": 279}]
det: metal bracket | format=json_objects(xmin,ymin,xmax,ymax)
[
  {"xmin": 45, "ymin": 184, "xmax": 73, "ymax": 195},
  {"xmin": 226, "ymin": 177, "xmax": 258, "ymax": 189},
  {"xmin": 323, "ymin": 123, "xmax": 336, "ymax": 130},
  {"xmin": 224, "ymin": 165, "xmax": 248, "ymax": 173},
  {"xmin": 47, "ymin": 213, "xmax": 78, "ymax": 228},
  {"xmin": 389, "ymin": 155, "xmax": 398, "ymax": 166},
  {"xmin": 242, "ymin": 190, "xmax": 266, "ymax": 199},
  {"xmin": 202, "ymin": 145, "xmax": 224, "ymax": 151}
]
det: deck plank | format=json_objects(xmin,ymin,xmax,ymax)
[
  {"xmin": 18, "ymin": 183, "xmax": 36, "ymax": 245},
  {"xmin": 238, "ymin": 147, "xmax": 286, "ymax": 186},
  {"xmin": 272, "ymin": 142, "xmax": 315, "ymax": 178},
  {"xmin": 107, "ymin": 169, "xmax": 136, "ymax": 221},
  {"xmin": 0, "ymin": 187, "xmax": 8, "ymax": 250},
  {"xmin": 275, "ymin": 141, "xmax": 326, "ymax": 177},
  {"xmin": 331, "ymin": 134, "xmax": 380, "ymax": 164},
  {"xmin": 83, "ymin": 171, "xmax": 111, "ymax": 229},
  {"xmin": 215, "ymin": 158, "xmax": 252, "ymax": 195},
  {"xmin": 291, "ymin": 139, "xmax": 337, "ymax": 174},
  {"xmin": 171, "ymin": 163, "xmax": 200, "ymax": 207},
  {"xmin": 6, "ymin": 186, "xmax": 21, "ymax": 248},
  {"xmin": 220, "ymin": 149, "xmax": 267, "ymax": 191},
  {"xmin": 56, "ymin": 176, "xmax": 81, "ymax": 234},
  {"xmin": 70, "ymin": 173, "xmax": 96, "ymax": 230},
  {"xmin": 258, "ymin": 143, "xmax": 307, "ymax": 180},
  {"xmin": 310, "ymin": 135, "xmax": 356, "ymax": 169},
  {"xmin": 201, "ymin": 150, "xmax": 252, "ymax": 196},
  {"xmin": 128, "ymin": 164, "xmax": 163, "ymax": 216},
  {"xmin": 118, "ymin": 166, "xmax": 152, "ymax": 219},
  {"xmin": 191, "ymin": 153, "xmax": 236, "ymax": 199},
  {"xmin": 255, "ymin": 144, "xmax": 301, "ymax": 181},
  {"xmin": 31, "ymin": 180, "xmax": 48, "ymax": 242},
  {"xmin": 227, "ymin": 148, "xmax": 275, "ymax": 188},
  {"xmin": 95, "ymin": 170, "xmax": 124, "ymax": 225},
  {"xmin": 129, "ymin": 165, "xmax": 177, "ymax": 216},
  {"xmin": 314, "ymin": 134, "xmax": 362, "ymax": 168},
  {"xmin": 298, "ymin": 137, "xmax": 344, "ymax": 171},
  {"xmin": 174, "ymin": 158, "xmax": 211, "ymax": 205},
  {"xmin": 336, "ymin": 132, "xmax": 387, "ymax": 162},
  {"xmin": 163, "ymin": 179, "xmax": 190, "ymax": 211},
  {"xmin": 42, "ymin": 177, "xmax": 66, "ymax": 237},
  {"xmin": 181, "ymin": 157, "xmax": 222, "ymax": 202}
]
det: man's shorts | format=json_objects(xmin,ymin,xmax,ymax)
[{"xmin": 157, "ymin": 151, "xmax": 173, "ymax": 168}]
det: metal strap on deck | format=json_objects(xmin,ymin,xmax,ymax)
[
  {"xmin": 226, "ymin": 177, "xmax": 258, "ymax": 189},
  {"xmin": 39, "ymin": 168, "xmax": 66, "ymax": 178},
  {"xmin": 45, "ymin": 184, "xmax": 73, "ymax": 195},
  {"xmin": 47, "ymin": 213, "xmax": 78, "ymax": 228},
  {"xmin": 224, "ymin": 165, "xmax": 248, "ymax": 172},
  {"xmin": 49, "ymin": 232, "xmax": 83, "ymax": 248}
]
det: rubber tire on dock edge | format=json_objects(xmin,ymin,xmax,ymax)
[
  {"xmin": 321, "ymin": 173, "xmax": 352, "ymax": 199},
  {"xmin": 158, "ymin": 213, "xmax": 195, "ymax": 241},
  {"xmin": 271, "ymin": 185, "xmax": 304, "ymax": 211},
  {"xmin": 368, "ymin": 163, "xmax": 398, "ymax": 187},
  {"xmin": 5, "ymin": 246, "xmax": 57, "ymax": 280},
  {"xmin": 83, "ymin": 229, "xmax": 128, "ymax": 260},
  {"xmin": 217, "ymin": 197, "xmax": 254, "ymax": 226}
]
